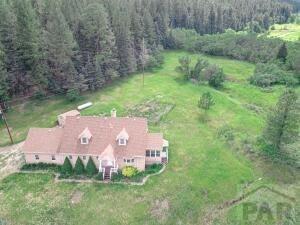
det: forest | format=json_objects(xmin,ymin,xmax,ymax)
[{"xmin": 0, "ymin": 0, "xmax": 294, "ymax": 102}]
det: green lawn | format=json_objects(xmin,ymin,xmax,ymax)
[
  {"xmin": 0, "ymin": 51, "xmax": 297, "ymax": 225},
  {"xmin": 267, "ymin": 23, "xmax": 300, "ymax": 41}
]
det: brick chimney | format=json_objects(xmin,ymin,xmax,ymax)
[{"xmin": 111, "ymin": 108, "xmax": 117, "ymax": 117}]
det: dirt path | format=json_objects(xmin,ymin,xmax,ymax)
[{"xmin": 0, "ymin": 142, "xmax": 24, "ymax": 180}]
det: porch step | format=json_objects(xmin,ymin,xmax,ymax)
[{"xmin": 161, "ymin": 157, "xmax": 168, "ymax": 164}]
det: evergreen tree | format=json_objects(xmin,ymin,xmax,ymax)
[
  {"xmin": 12, "ymin": 0, "xmax": 47, "ymax": 95},
  {"xmin": 74, "ymin": 157, "xmax": 85, "ymax": 175},
  {"xmin": 191, "ymin": 58, "xmax": 209, "ymax": 80},
  {"xmin": 42, "ymin": 0, "xmax": 78, "ymax": 93},
  {"xmin": 263, "ymin": 89, "xmax": 299, "ymax": 155},
  {"xmin": 208, "ymin": 6, "xmax": 216, "ymax": 34},
  {"xmin": 177, "ymin": 56, "xmax": 192, "ymax": 80},
  {"xmin": 0, "ymin": 43, "xmax": 8, "ymax": 102},
  {"xmin": 277, "ymin": 43, "xmax": 288, "ymax": 62},
  {"xmin": 86, "ymin": 157, "xmax": 98, "ymax": 177},
  {"xmin": 198, "ymin": 92, "xmax": 214, "ymax": 110},
  {"xmin": 112, "ymin": 5, "xmax": 137, "ymax": 75},
  {"xmin": 61, "ymin": 157, "xmax": 73, "ymax": 175}
]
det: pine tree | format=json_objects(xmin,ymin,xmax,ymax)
[
  {"xmin": 0, "ymin": 43, "xmax": 8, "ymax": 102},
  {"xmin": 198, "ymin": 92, "xmax": 214, "ymax": 110},
  {"xmin": 61, "ymin": 157, "xmax": 73, "ymax": 175},
  {"xmin": 86, "ymin": 157, "xmax": 97, "ymax": 177},
  {"xmin": 277, "ymin": 43, "xmax": 288, "ymax": 62},
  {"xmin": 12, "ymin": 0, "xmax": 48, "ymax": 95},
  {"xmin": 42, "ymin": 0, "xmax": 78, "ymax": 93},
  {"xmin": 74, "ymin": 157, "xmax": 85, "ymax": 175},
  {"xmin": 112, "ymin": 5, "xmax": 137, "ymax": 75},
  {"xmin": 263, "ymin": 89, "xmax": 299, "ymax": 154},
  {"xmin": 208, "ymin": 6, "xmax": 216, "ymax": 34}
]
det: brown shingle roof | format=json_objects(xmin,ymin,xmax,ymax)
[
  {"xmin": 147, "ymin": 133, "xmax": 164, "ymax": 150},
  {"xmin": 23, "ymin": 116, "xmax": 164, "ymax": 158},
  {"xmin": 22, "ymin": 128, "xmax": 63, "ymax": 154}
]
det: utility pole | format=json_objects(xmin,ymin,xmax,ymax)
[
  {"xmin": 0, "ymin": 104, "xmax": 13, "ymax": 144},
  {"xmin": 142, "ymin": 37, "xmax": 145, "ymax": 87}
]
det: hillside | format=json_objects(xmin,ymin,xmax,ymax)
[{"xmin": 0, "ymin": 51, "xmax": 298, "ymax": 225}]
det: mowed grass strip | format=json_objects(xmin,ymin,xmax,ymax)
[{"xmin": 0, "ymin": 51, "xmax": 296, "ymax": 225}]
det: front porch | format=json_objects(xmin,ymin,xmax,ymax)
[{"xmin": 98, "ymin": 159, "xmax": 118, "ymax": 180}]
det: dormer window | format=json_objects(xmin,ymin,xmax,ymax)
[
  {"xmin": 119, "ymin": 138, "xmax": 126, "ymax": 146},
  {"xmin": 81, "ymin": 137, "xmax": 88, "ymax": 145},
  {"xmin": 116, "ymin": 128, "xmax": 129, "ymax": 146},
  {"xmin": 78, "ymin": 127, "xmax": 92, "ymax": 145}
]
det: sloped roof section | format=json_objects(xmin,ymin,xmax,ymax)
[
  {"xmin": 99, "ymin": 144, "xmax": 115, "ymax": 161},
  {"xmin": 23, "ymin": 128, "xmax": 63, "ymax": 154},
  {"xmin": 58, "ymin": 116, "xmax": 149, "ymax": 157},
  {"xmin": 78, "ymin": 127, "xmax": 92, "ymax": 139},
  {"xmin": 116, "ymin": 128, "xmax": 129, "ymax": 140},
  {"xmin": 147, "ymin": 133, "xmax": 164, "ymax": 150}
]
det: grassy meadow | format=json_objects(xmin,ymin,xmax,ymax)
[
  {"xmin": 0, "ymin": 51, "xmax": 298, "ymax": 225},
  {"xmin": 268, "ymin": 23, "xmax": 300, "ymax": 41}
]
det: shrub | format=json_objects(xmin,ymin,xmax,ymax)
[
  {"xmin": 86, "ymin": 157, "xmax": 97, "ymax": 177},
  {"xmin": 249, "ymin": 63, "xmax": 298, "ymax": 87},
  {"xmin": 217, "ymin": 125, "xmax": 235, "ymax": 142},
  {"xmin": 145, "ymin": 164, "xmax": 163, "ymax": 174},
  {"xmin": 74, "ymin": 157, "xmax": 85, "ymax": 175},
  {"xmin": 94, "ymin": 172, "xmax": 103, "ymax": 181},
  {"xmin": 204, "ymin": 65, "xmax": 225, "ymax": 88},
  {"xmin": 66, "ymin": 89, "xmax": 80, "ymax": 102},
  {"xmin": 122, "ymin": 166, "xmax": 138, "ymax": 178},
  {"xmin": 61, "ymin": 157, "xmax": 73, "ymax": 175},
  {"xmin": 21, "ymin": 163, "xmax": 61, "ymax": 172},
  {"xmin": 198, "ymin": 92, "xmax": 214, "ymax": 110}
]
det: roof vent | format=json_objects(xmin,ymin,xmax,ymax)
[{"xmin": 111, "ymin": 108, "xmax": 117, "ymax": 117}]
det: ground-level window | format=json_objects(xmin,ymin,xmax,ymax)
[
  {"xmin": 151, "ymin": 150, "xmax": 156, "ymax": 157},
  {"xmin": 83, "ymin": 156, "xmax": 86, "ymax": 160},
  {"xmin": 124, "ymin": 158, "xmax": 134, "ymax": 164},
  {"xmin": 146, "ymin": 150, "xmax": 150, "ymax": 157},
  {"xmin": 96, "ymin": 156, "xmax": 99, "ymax": 160},
  {"xmin": 51, "ymin": 155, "xmax": 56, "ymax": 161},
  {"xmin": 69, "ymin": 155, "xmax": 72, "ymax": 159},
  {"xmin": 35, "ymin": 155, "xmax": 39, "ymax": 160}
]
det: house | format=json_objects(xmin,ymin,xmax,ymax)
[
  {"xmin": 22, "ymin": 110, "xmax": 169, "ymax": 179},
  {"xmin": 57, "ymin": 110, "xmax": 80, "ymax": 126}
]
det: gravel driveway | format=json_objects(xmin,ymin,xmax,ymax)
[{"xmin": 0, "ymin": 142, "xmax": 24, "ymax": 180}]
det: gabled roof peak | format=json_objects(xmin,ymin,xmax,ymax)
[
  {"xmin": 78, "ymin": 127, "xmax": 92, "ymax": 139},
  {"xmin": 116, "ymin": 128, "xmax": 129, "ymax": 140}
]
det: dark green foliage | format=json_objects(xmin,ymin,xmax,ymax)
[
  {"xmin": 249, "ymin": 63, "xmax": 298, "ymax": 87},
  {"xmin": 66, "ymin": 89, "xmax": 80, "ymax": 102},
  {"xmin": 198, "ymin": 92, "xmax": 214, "ymax": 110},
  {"xmin": 74, "ymin": 157, "xmax": 85, "ymax": 175},
  {"xmin": 21, "ymin": 163, "xmax": 61, "ymax": 172},
  {"xmin": 0, "ymin": 44, "xmax": 8, "ymax": 102},
  {"xmin": 262, "ymin": 89, "xmax": 299, "ymax": 164},
  {"xmin": 61, "ymin": 157, "xmax": 73, "ymax": 175},
  {"xmin": 177, "ymin": 56, "xmax": 192, "ymax": 80},
  {"xmin": 205, "ymin": 65, "xmax": 225, "ymax": 88},
  {"xmin": 191, "ymin": 58, "xmax": 209, "ymax": 81},
  {"xmin": 86, "ymin": 157, "xmax": 97, "ymax": 177},
  {"xmin": 277, "ymin": 43, "xmax": 288, "ymax": 62},
  {"xmin": 0, "ymin": 0, "xmax": 294, "ymax": 100}
]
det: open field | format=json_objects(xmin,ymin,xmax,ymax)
[
  {"xmin": 268, "ymin": 23, "xmax": 300, "ymax": 41},
  {"xmin": 0, "ymin": 51, "xmax": 298, "ymax": 225}
]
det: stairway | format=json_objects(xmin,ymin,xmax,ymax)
[
  {"xmin": 161, "ymin": 157, "xmax": 168, "ymax": 164},
  {"xmin": 103, "ymin": 167, "xmax": 111, "ymax": 180}
]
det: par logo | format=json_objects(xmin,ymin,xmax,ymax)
[{"xmin": 239, "ymin": 185, "xmax": 296, "ymax": 224}]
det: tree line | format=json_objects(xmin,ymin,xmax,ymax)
[{"xmin": 0, "ymin": 0, "xmax": 293, "ymax": 102}]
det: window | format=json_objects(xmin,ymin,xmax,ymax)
[
  {"xmin": 119, "ymin": 138, "xmax": 126, "ymax": 146},
  {"xmin": 81, "ymin": 137, "xmax": 88, "ymax": 144},
  {"xmin": 96, "ymin": 156, "xmax": 99, "ymax": 160},
  {"xmin": 51, "ymin": 155, "xmax": 56, "ymax": 161},
  {"xmin": 146, "ymin": 150, "xmax": 150, "ymax": 157},
  {"xmin": 151, "ymin": 150, "xmax": 155, "ymax": 157},
  {"xmin": 124, "ymin": 158, "xmax": 134, "ymax": 164},
  {"xmin": 35, "ymin": 155, "xmax": 39, "ymax": 160},
  {"xmin": 69, "ymin": 155, "xmax": 72, "ymax": 159},
  {"xmin": 83, "ymin": 156, "xmax": 86, "ymax": 160},
  {"xmin": 162, "ymin": 147, "xmax": 167, "ymax": 152},
  {"xmin": 156, "ymin": 151, "xmax": 160, "ymax": 157}
]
